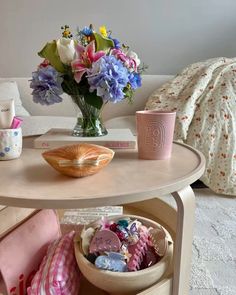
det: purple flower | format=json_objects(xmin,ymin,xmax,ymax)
[
  {"xmin": 87, "ymin": 55, "xmax": 129, "ymax": 103},
  {"xmin": 109, "ymin": 37, "xmax": 121, "ymax": 49},
  {"xmin": 30, "ymin": 66, "xmax": 63, "ymax": 105},
  {"xmin": 128, "ymin": 72, "xmax": 142, "ymax": 90},
  {"xmin": 112, "ymin": 38, "xmax": 121, "ymax": 49},
  {"xmin": 108, "ymin": 32, "xmax": 121, "ymax": 49}
]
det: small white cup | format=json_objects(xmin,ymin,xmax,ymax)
[{"xmin": 0, "ymin": 128, "xmax": 22, "ymax": 160}]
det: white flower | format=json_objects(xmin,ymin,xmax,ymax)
[
  {"xmin": 127, "ymin": 51, "xmax": 141, "ymax": 68},
  {"xmin": 56, "ymin": 37, "xmax": 76, "ymax": 65}
]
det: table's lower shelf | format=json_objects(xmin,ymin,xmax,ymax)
[
  {"xmin": 79, "ymin": 275, "xmax": 172, "ymax": 295},
  {"xmin": 72, "ymin": 197, "xmax": 177, "ymax": 295}
]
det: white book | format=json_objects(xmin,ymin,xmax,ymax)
[
  {"xmin": 61, "ymin": 206, "xmax": 123, "ymax": 225},
  {"xmin": 34, "ymin": 128, "xmax": 136, "ymax": 149}
]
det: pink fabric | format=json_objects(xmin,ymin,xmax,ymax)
[
  {"xmin": 27, "ymin": 231, "xmax": 80, "ymax": 295},
  {"xmin": 0, "ymin": 209, "xmax": 61, "ymax": 295}
]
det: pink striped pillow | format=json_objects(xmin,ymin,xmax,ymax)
[{"xmin": 27, "ymin": 231, "xmax": 80, "ymax": 295}]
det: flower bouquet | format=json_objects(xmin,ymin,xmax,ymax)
[{"xmin": 30, "ymin": 25, "xmax": 143, "ymax": 137}]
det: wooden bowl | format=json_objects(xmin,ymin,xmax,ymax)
[{"xmin": 74, "ymin": 215, "xmax": 173, "ymax": 295}]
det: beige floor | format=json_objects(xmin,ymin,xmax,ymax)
[
  {"xmin": 189, "ymin": 188, "xmax": 236, "ymax": 295},
  {"xmin": 161, "ymin": 188, "xmax": 236, "ymax": 295}
]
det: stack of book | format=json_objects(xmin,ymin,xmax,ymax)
[{"xmin": 34, "ymin": 128, "xmax": 136, "ymax": 149}]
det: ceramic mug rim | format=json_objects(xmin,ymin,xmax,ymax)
[
  {"xmin": 136, "ymin": 110, "xmax": 176, "ymax": 116},
  {"xmin": 0, "ymin": 127, "xmax": 21, "ymax": 132}
]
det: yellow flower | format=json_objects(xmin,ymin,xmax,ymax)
[{"xmin": 99, "ymin": 25, "xmax": 108, "ymax": 38}]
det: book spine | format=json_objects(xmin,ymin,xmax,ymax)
[
  {"xmin": 34, "ymin": 141, "xmax": 55, "ymax": 149},
  {"xmin": 34, "ymin": 140, "xmax": 74, "ymax": 149},
  {"xmin": 103, "ymin": 141, "xmax": 136, "ymax": 149},
  {"xmin": 34, "ymin": 140, "xmax": 136, "ymax": 149}
]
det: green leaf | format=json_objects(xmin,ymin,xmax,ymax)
[
  {"xmin": 61, "ymin": 72, "xmax": 80, "ymax": 96},
  {"xmin": 93, "ymin": 32, "xmax": 114, "ymax": 51},
  {"xmin": 124, "ymin": 85, "xmax": 134, "ymax": 104},
  {"xmin": 84, "ymin": 92, "xmax": 103, "ymax": 109},
  {"xmin": 38, "ymin": 40, "xmax": 65, "ymax": 73}
]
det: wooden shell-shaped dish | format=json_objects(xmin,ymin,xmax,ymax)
[{"xmin": 42, "ymin": 143, "xmax": 115, "ymax": 178}]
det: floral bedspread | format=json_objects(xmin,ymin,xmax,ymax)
[{"xmin": 146, "ymin": 57, "xmax": 236, "ymax": 196}]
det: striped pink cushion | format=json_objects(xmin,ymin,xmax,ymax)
[{"xmin": 27, "ymin": 231, "xmax": 80, "ymax": 295}]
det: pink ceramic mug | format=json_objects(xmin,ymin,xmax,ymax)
[{"xmin": 136, "ymin": 110, "xmax": 176, "ymax": 160}]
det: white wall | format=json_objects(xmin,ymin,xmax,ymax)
[{"xmin": 0, "ymin": 0, "xmax": 236, "ymax": 77}]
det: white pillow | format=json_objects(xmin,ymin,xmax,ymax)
[{"xmin": 0, "ymin": 81, "xmax": 30, "ymax": 116}]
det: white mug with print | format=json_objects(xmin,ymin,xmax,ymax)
[{"xmin": 0, "ymin": 128, "xmax": 22, "ymax": 160}]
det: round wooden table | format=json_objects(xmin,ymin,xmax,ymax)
[{"xmin": 0, "ymin": 142, "xmax": 205, "ymax": 295}]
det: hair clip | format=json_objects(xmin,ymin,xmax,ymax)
[
  {"xmin": 95, "ymin": 252, "xmax": 127, "ymax": 272},
  {"xmin": 148, "ymin": 226, "xmax": 169, "ymax": 257},
  {"xmin": 89, "ymin": 229, "xmax": 121, "ymax": 253},
  {"xmin": 127, "ymin": 226, "xmax": 149, "ymax": 271}
]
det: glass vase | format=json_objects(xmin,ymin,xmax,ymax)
[{"xmin": 71, "ymin": 95, "xmax": 108, "ymax": 137}]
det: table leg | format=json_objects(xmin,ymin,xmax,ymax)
[{"xmin": 171, "ymin": 185, "xmax": 195, "ymax": 295}]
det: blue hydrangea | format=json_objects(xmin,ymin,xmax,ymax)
[
  {"xmin": 30, "ymin": 66, "xmax": 63, "ymax": 105},
  {"xmin": 128, "ymin": 72, "xmax": 142, "ymax": 90},
  {"xmin": 87, "ymin": 55, "xmax": 129, "ymax": 102}
]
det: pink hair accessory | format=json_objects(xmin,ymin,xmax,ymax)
[
  {"xmin": 10, "ymin": 117, "xmax": 23, "ymax": 129},
  {"xmin": 89, "ymin": 229, "xmax": 121, "ymax": 253},
  {"xmin": 149, "ymin": 226, "xmax": 170, "ymax": 257},
  {"xmin": 127, "ymin": 226, "xmax": 149, "ymax": 271}
]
